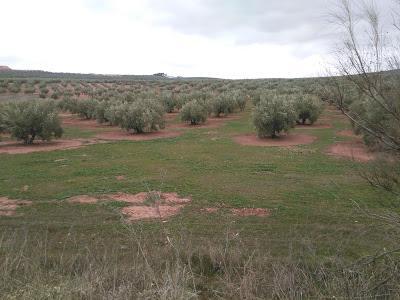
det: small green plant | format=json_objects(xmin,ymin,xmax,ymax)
[
  {"xmin": 253, "ymin": 95, "xmax": 297, "ymax": 138},
  {"xmin": 180, "ymin": 100, "xmax": 208, "ymax": 125}
]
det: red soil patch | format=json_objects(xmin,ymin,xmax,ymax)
[
  {"xmin": 122, "ymin": 205, "xmax": 184, "ymax": 221},
  {"xmin": 68, "ymin": 192, "xmax": 191, "ymax": 221},
  {"xmin": 233, "ymin": 134, "xmax": 317, "ymax": 147},
  {"xmin": 326, "ymin": 141, "xmax": 375, "ymax": 162},
  {"xmin": 96, "ymin": 130, "xmax": 183, "ymax": 141},
  {"xmin": 231, "ymin": 208, "xmax": 271, "ymax": 217},
  {"xmin": 0, "ymin": 197, "xmax": 32, "ymax": 216},
  {"xmin": 0, "ymin": 139, "xmax": 91, "ymax": 154},
  {"xmin": 115, "ymin": 175, "xmax": 126, "ymax": 181},
  {"xmin": 67, "ymin": 195, "xmax": 99, "ymax": 204},
  {"xmin": 161, "ymin": 192, "xmax": 191, "ymax": 204}
]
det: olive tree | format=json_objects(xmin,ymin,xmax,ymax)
[
  {"xmin": 294, "ymin": 94, "xmax": 323, "ymax": 125},
  {"xmin": 209, "ymin": 93, "xmax": 235, "ymax": 117},
  {"xmin": 180, "ymin": 100, "xmax": 208, "ymax": 125},
  {"xmin": 1, "ymin": 100, "xmax": 63, "ymax": 144},
  {"xmin": 253, "ymin": 95, "xmax": 297, "ymax": 138},
  {"xmin": 120, "ymin": 99, "xmax": 165, "ymax": 133}
]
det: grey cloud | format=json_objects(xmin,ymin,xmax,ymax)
[
  {"xmin": 147, "ymin": 0, "xmax": 330, "ymax": 44},
  {"xmin": 145, "ymin": 0, "xmax": 393, "ymax": 48}
]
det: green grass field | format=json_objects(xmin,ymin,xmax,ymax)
[{"xmin": 0, "ymin": 107, "xmax": 398, "ymax": 298}]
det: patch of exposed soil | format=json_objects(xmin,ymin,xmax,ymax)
[
  {"xmin": 0, "ymin": 197, "xmax": 32, "ymax": 216},
  {"xmin": 96, "ymin": 130, "xmax": 183, "ymax": 141},
  {"xmin": 115, "ymin": 175, "xmax": 126, "ymax": 181},
  {"xmin": 233, "ymin": 134, "xmax": 317, "ymax": 147},
  {"xmin": 326, "ymin": 141, "xmax": 375, "ymax": 162},
  {"xmin": 161, "ymin": 192, "xmax": 191, "ymax": 204},
  {"xmin": 122, "ymin": 205, "xmax": 184, "ymax": 221},
  {"xmin": 0, "ymin": 139, "xmax": 96, "ymax": 154},
  {"xmin": 231, "ymin": 208, "xmax": 271, "ymax": 217},
  {"xmin": 67, "ymin": 192, "xmax": 191, "ymax": 221},
  {"xmin": 68, "ymin": 195, "xmax": 99, "ymax": 204}
]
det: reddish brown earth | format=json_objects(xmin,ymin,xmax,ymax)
[
  {"xmin": 231, "ymin": 208, "xmax": 271, "ymax": 217},
  {"xmin": 96, "ymin": 130, "xmax": 183, "ymax": 141},
  {"xmin": 67, "ymin": 192, "xmax": 192, "ymax": 221},
  {"xmin": 115, "ymin": 175, "xmax": 126, "ymax": 181},
  {"xmin": 0, "ymin": 197, "xmax": 32, "ymax": 216},
  {"xmin": 0, "ymin": 139, "xmax": 95, "ymax": 154},
  {"xmin": 68, "ymin": 195, "xmax": 99, "ymax": 204},
  {"xmin": 326, "ymin": 141, "xmax": 375, "ymax": 162},
  {"xmin": 122, "ymin": 205, "xmax": 184, "ymax": 221},
  {"xmin": 233, "ymin": 133, "xmax": 317, "ymax": 147}
]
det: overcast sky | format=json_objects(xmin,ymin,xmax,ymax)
[{"xmin": 0, "ymin": 0, "xmax": 395, "ymax": 78}]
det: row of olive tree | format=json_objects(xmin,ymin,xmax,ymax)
[{"xmin": 59, "ymin": 90, "xmax": 248, "ymax": 129}]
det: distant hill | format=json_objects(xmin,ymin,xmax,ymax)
[{"xmin": 0, "ymin": 69, "xmax": 218, "ymax": 81}]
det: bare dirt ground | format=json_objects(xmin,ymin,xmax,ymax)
[
  {"xmin": 233, "ymin": 133, "xmax": 317, "ymax": 147},
  {"xmin": 67, "ymin": 192, "xmax": 192, "ymax": 221},
  {"xmin": 122, "ymin": 205, "xmax": 185, "ymax": 221},
  {"xmin": 95, "ymin": 130, "xmax": 183, "ymax": 141},
  {"xmin": 0, "ymin": 139, "xmax": 97, "ymax": 154},
  {"xmin": 326, "ymin": 141, "xmax": 375, "ymax": 162},
  {"xmin": 68, "ymin": 195, "xmax": 99, "ymax": 204},
  {"xmin": 0, "ymin": 197, "xmax": 32, "ymax": 216}
]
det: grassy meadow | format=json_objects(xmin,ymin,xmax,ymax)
[{"xmin": 1, "ymin": 97, "xmax": 399, "ymax": 298}]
